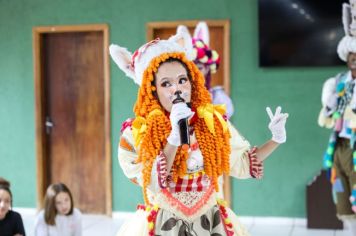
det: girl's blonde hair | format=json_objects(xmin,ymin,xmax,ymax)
[{"xmin": 134, "ymin": 52, "xmax": 231, "ymax": 204}]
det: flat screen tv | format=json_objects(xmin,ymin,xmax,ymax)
[{"xmin": 258, "ymin": 0, "xmax": 347, "ymax": 67}]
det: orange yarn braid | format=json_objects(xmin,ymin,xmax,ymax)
[{"xmin": 133, "ymin": 52, "xmax": 231, "ymax": 204}]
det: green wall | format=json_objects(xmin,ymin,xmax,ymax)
[{"xmin": 0, "ymin": 0, "xmax": 345, "ymax": 217}]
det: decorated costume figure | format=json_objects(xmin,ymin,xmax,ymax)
[
  {"xmin": 110, "ymin": 30, "xmax": 288, "ymax": 236},
  {"xmin": 177, "ymin": 22, "xmax": 234, "ymax": 119},
  {"xmin": 319, "ymin": 0, "xmax": 356, "ymax": 234}
]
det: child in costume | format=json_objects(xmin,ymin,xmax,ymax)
[
  {"xmin": 319, "ymin": 1, "xmax": 356, "ymax": 234},
  {"xmin": 110, "ymin": 30, "xmax": 288, "ymax": 236}
]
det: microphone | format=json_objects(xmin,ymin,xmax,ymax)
[
  {"xmin": 178, "ymin": 102, "xmax": 191, "ymax": 151},
  {"xmin": 178, "ymin": 118, "xmax": 189, "ymax": 151}
]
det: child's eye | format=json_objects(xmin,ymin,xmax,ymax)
[
  {"xmin": 161, "ymin": 81, "xmax": 171, "ymax": 87},
  {"xmin": 179, "ymin": 77, "xmax": 188, "ymax": 84}
]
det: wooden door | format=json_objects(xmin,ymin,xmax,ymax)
[
  {"xmin": 33, "ymin": 25, "xmax": 111, "ymax": 215},
  {"xmin": 147, "ymin": 20, "xmax": 232, "ymax": 205}
]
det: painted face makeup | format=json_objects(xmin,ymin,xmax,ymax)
[
  {"xmin": 0, "ymin": 189, "xmax": 11, "ymax": 220},
  {"xmin": 155, "ymin": 61, "xmax": 192, "ymax": 112},
  {"xmin": 55, "ymin": 192, "xmax": 71, "ymax": 215}
]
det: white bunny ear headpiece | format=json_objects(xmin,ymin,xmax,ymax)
[
  {"xmin": 337, "ymin": 0, "xmax": 356, "ymax": 61},
  {"xmin": 177, "ymin": 25, "xmax": 191, "ymax": 37},
  {"xmin": 109, "ymin": 30, "xmax": 194, "ymax": 86},
  {"xmin": 194, "ymin": 21, "xmax": 210, "ymax": 46},
  {"xmin": 109, "ymin": 45, "xmax": 136, "ymax": 81}
]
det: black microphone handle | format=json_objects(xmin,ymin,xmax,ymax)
[{"xmin": 178, "ymin": 118, "xmax": 190, "ymax": 147}]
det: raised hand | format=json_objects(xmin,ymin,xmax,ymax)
[
  {"xmin": 167, "ymin": 103, "xmax": 194, "ymax": 146},
  {"xmin": 266, "ymin": 106, "xmax": 289, "ymax": 144}
]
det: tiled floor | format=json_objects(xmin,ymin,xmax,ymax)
[
  {"xmin": 18, "ymin": 209, "xmax": 353, "ymax": 236},
  {"xmin": 239, "ymin": 217, "xmax": 352, "ymax": 236}
]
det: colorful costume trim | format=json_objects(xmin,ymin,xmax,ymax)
[
  {"xmin": 155, "ymin": 184, "xmax": 215, "ymax": 223},
  {"xmin": 248, "ymin": 147, "xmax": 263, "ymax": 179},
  {"xmin": 192, "ymin": 39, "xmax": 220, "ymax": 74},
  {"xmin": 350, "ymin": 185, "xmax": 356, "ymax": 213},
  {"xmin": 217, "ymin": 199, "xmax": 235, "ymax": 236},
  {"xmin": 156, "ymin": 151, "xmax": 168, "ymax": 189},
  {"xmin": 323, "ymin": 73, "xmax": 356, "ymax": 179}
]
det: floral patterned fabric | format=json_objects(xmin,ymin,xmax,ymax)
[
  {"xmin": 117, "ymin": 120, "xmax": 257, "ymax": 236},
  {"xmin": 116, "ymin": 204, "xmax": 250, "ymax": 236},
  {"xmin": 155, "ymin": 205, "xmax": 229, "ymax": 236}
]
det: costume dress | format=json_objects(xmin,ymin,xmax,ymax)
[
  {"xmin": 319, "ymin": 71, "xmax": 356, "ymax": 216},
  {"xmin": 117, "ymin": 117, "xmax": 261, "ymax": 236}
]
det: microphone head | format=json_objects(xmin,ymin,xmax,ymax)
[{"xmin": 181, "ymin": 144, "xmax": 189, "ymax": 151}]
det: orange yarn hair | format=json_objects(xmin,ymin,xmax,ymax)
[{"xmin": 133, "ymin": 52, "xmax": 231, "ymax": 204}]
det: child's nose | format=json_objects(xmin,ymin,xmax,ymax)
[{"xmin": 174, "ymin": 90, "xmax": 182, "ymax": 96}]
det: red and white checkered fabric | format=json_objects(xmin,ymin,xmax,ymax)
[{"xmin": 168, "ymin": 174, "xmax": 211, "ymax": 193}]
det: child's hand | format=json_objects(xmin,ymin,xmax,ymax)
[{"xmin": 266, "ymin": 106, "xmax": 289, "ymax": 144}]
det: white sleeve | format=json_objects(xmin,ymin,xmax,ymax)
[
  {"xmin": 118, "ymin": 126, "xmax": 162, "ymax": 193},
  {"xmin": 73, "ymin": 208, "xmax": 83, "ymax": 236},
  {"xmin": 118, "ymin": 127, "xmax": 144, "ymax": 185},
  {"xmin": 34, "ymin": 211, "xmax": 48, "ymax": 236},
  {"xmin": 321, "ymin": 77, "xmax": 337, "ymax": 107},
  {"xmin": 228, "ymin": 121, "xmax": 252, "ymax": 179},
  {"xmin": 318, "ymin": 77, "xmax": 338, "ymax": 128}
]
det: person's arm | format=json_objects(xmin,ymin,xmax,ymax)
[
  {"xmin": 13, "ymin": 211, "xmax": 26, "ymax": 236},
  {"xmin": 118, "ymin": 118, "xmax": 145, "ymax": 186},
  {"xmin": 229, "ymin": 107, "xmax": 288, "ymax": 179},
  {"xmin": 255, "ymin": 140, "xmax": 279, "ymax": 162},
  {"xmin": 258, "ymin": 106, "xmax": 288, "ymax": 162}
]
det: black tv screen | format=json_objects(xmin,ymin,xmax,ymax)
[{"xmin": 259, "ymin": 0, "xmax": 347, "ymax": 67}]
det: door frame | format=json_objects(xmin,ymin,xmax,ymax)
[
  {"xmin": 147, "ymin": 19, "xmax": 232, "ymax": 206},
  {"xmin": 32, "ymin": 24, "xmax": 112, "ymax": 215}
]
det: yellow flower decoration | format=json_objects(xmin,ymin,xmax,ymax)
[
  {"xmin": 132, "ymin": 116, "xmax": 147, "ymax": 147},
  {"xmin": 132, "ymin": 109, "xmax": 164, "ymax": 147}
]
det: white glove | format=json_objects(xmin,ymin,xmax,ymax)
[
  {"xmin": 167, "ymin": 103, "xmax": 194, "ymax": 146},
  {"xmin": 266, "ymin": 106, "xmax": 289, "ymax": 144}
]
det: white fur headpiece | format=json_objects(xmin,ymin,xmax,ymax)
[
  {"xmin": 109, "ymin": 31, "xmax": 194, "ymax": 85},
  {"xmin": 337, "ymin": 0, "xmax": 356, "ymax": 61}
]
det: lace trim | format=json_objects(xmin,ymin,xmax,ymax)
[
  {"xmin": 171, "ymin": 191, "xmax": 205, "ymax": 208},
  {"xmin": 161, "ymin": 185, "xmax": 214, "ymax": 216},
  {"xmin": 154, "ymin": 187, "xmax": 217, "ymax": 223}
]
